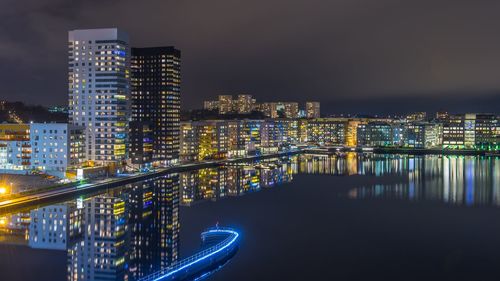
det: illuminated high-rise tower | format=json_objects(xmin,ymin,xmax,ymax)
[
  {"xmin": 68, "ymin": 28, "xmax": 130, "ymax": 164},
  {"xmin": 131, "ymin": 47, "xmax": 181, "ymax": 166}
]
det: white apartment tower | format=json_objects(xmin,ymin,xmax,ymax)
[{"xmin": 68, "ymin": 28, "xmax": 130, "ymax": 164}]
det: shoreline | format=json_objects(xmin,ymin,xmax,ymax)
[
  {"xmin": 0, "ymin": 147, "xmax": 497, "ymax": 213},
  {"xmin": 0, "ymin": 149, "xmax": 302, "ymax": 213}
]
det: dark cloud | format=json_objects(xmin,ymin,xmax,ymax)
[{"xmin": 1, "ymin": 0, "xmax": 500, "ymax": 114}]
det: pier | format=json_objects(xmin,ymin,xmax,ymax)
[{"xmin": 139, "ymin": 227, "xmax": 240, "ymax": 281}]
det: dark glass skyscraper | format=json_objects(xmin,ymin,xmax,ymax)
[{"xmin": 131, "ymin": 47, "xmax": 181, "ymax": 166}]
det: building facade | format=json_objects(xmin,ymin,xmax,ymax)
[
  {"xmin": 306, "ymin": 102, "xmax": 320, "ymax": 118},
  {"xmin": 0, "ymin": 124, "xmax": 31, "ymax": 172},
  {"xmin": 68, "ymin": 28, "xmax": 131, "ymax": 164},
  {"xmin": 131, "ymin": 46, "xmax": 181, "ymax": 166},
  {"xmin": 30, "ymin": 123, "xmax": 85, "ymax": 178}
]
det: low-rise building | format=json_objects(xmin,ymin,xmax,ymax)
[
  {"xmin": 0, "ymin": 124, "xmax": 31, "ymax": 172},
  {"xmin": 357, "ymin": 122, "xmax": 393, "ymax": 147},
  {"xmin": 30, "ymin": 123, "xmax": 85, "ymax": 178},
  {"xmin": 307, "ymin": 118, "xmax": 347, "ymax": 146}
]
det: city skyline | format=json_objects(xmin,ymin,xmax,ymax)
[{"xmin": 1, "ymin": 1, "xmax": 500, "ymax": 114}]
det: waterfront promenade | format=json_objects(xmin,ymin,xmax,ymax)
[{"xmin": 139, "ymin": 227, "xmax": 240, "ymax": 281}]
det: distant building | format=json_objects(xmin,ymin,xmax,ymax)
[
  {"xmin": 357, "ymin": 122, "xmax": 393, "ymax": 147},
  {"xmin": 236, "ymin": 94, "xmax": 254, "ymax": 114},
  {"xmin": 48, "ymin": 106, "xmax": 69, "ymax": 114},
  {"xmin": 406, "ymin": 112, "xmax": 427, "ymax": 122},
  {"xmin": 443, "ymin": 115, "xmax": 465, "ymax": 149},
  {"xmin": 464, "ymin": 113, "xmax": 498, "ymax": 150},
  {"xmin": 403, "ymin": 122, "xmax": 441, "ymax": 148},
  {"xmin": 260, "ymin": 103, "xmax": 278, "ymax": 118},
  {"xmin": 218, "ymin": 95, "xmax": 234, "ymax": 114},
  {"xmin": 131, "ymin": 46, "xmax": 181, "ymax": 166},
  {"xmin": 307, "ymin": 118, "xmax": 346, "ymax": 145},
  {"xmin": 68, "ymin": 28, "xmax": 130, "ymax": 164},
  {"xmin": 279, "ymin": 102, "xmax": 299, "ymax": 118},
  {"xmin": 203, "ymin": 100, "xmax": 219, "ymax": 111},
  {"xmin": 306, "ymin": 102, "xmax": 320, "ymax": 118},
  {"xmin": 435, "ymin": 111, "xmax": 449, "ymax": 121}
]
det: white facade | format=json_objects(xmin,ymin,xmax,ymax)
[
  {"xmin": 68, "ymin": 28, "xmax": 130, "ymax": 164},
  {"xmin": 30, "ymin": 123, "xmax": 85, "ymax": 178}
]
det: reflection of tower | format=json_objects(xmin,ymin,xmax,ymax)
[
  {"xmin": 67, "ymin": 196, "xmax": 128, "ymax": 281},
  {"xmin": 180, "ymin": 171, "xmax": 199, "ymax": 205},
  {"xmin": 154, "ymin": 174, "xmax": 180, "ymax": 269},
  {"xmin": 128, "ymin": 179, "xmax": 155, "ymax": 280},
  {"xmin": 127, "ymin": 174, "xmax": 180, "ymax": 280}
]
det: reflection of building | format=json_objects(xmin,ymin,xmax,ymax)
[
  {"xmin": 0, "ymin": 212, "xmax": 30, "ymax": 245},
  {"xmin": 131, "ymin": 47, "xmax": 181, "ymax": 166},
  {"xmin": 28, "ymin": 204, "xmax": 83, "ymax": 250},
  {"xmin": 68, "ymin": 28, "xmax": 130, "ymax": 164},
  {"xmin": 68, "ymin": 196, "xmax": 127, "ymax": 281},
  {"xmin": 127, "ymin": 174, "xmax": 180, "ymax": 279},
  {"xmin": 306, "ymin": 102, "xmax": 320, "ymax": 118},
  {"xmin": 179, "ymin": 164, "xmax": 293, "ymax": 205}
]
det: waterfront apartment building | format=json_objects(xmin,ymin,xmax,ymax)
[
  {"xmin": 306, "ymin": 102, "xmax": 320, "ymax": 118},
  {"xmin": 307, "ymin": 118, "xmax": 347, "ymax": 145},
  {"xmin": 357, "ymin": 122, "xmax": 393, "ymax": 147},
  {"xmin": 68, "ymin": 28, "xmax": 130, "ymax": 164},
  {"xmin": 464, "ymin": 113, "xmax": 498, "ymax": 150},
  {"xmin": 30, "ymin": 123, "xmax": 85, "ymax": 178},
  {"xmin": 0, "ymin": 124, "xmax": 31, "ymax": 172},
  {"xmin": 404, "ymin": 122, "xmax": 442, "ymax": 148},
  {"xmin": 0, "ymin": 123, "xmax": 85, "ymax": 177},
  {"xmin": 443, "ymin": 115, "xmax": 466, "ymax": 149},
  {"xmin": 129, "ymin": 121, "xmax": 154, "ymax": 165},
  {"xmin": 131, "ymin": 47, "xmax": 181, "ymax": 166}
]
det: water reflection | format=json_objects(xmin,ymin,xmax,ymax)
[
  {"xmin": 0, "ymin": 154, "xmax": 498, "ymax": 280},
  {"xmin": 340, "ymin": 155, "xmax": 500, "ymax": 207}
]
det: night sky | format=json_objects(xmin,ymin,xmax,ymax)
[{"xmin": 1, "ymin": 0, "xmax": 500, "ymax": 114}]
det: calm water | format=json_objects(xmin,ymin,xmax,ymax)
[{"xmin": 0, "ymin": 153, "xmax": 499, "ymax": 281}]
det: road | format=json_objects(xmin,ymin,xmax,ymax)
[{"xmin": 0, "ymin": 149, "xmax": 302, "ymax": 213}]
